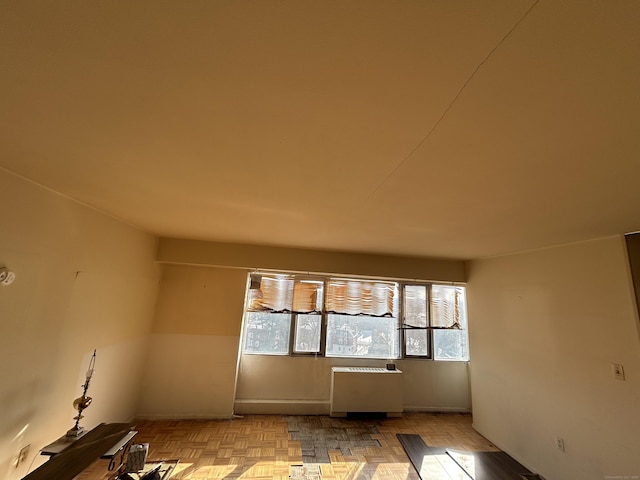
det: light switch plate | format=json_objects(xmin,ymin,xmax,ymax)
[{"xmin": 612, "ymin": 363, "xmax": 625, "ymax": 381}]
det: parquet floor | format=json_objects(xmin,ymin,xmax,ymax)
[{"xmin": 125, "ymin": 413, "xmax": 498, "ymax": 480}]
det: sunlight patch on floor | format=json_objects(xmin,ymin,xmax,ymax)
[{"xmin": 419, "ymin": 454, "xmax": 471, "ymax": 480}]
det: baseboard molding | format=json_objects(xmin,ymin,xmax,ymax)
[
  {"xmin": 404, "ymin": 406, "xmax": 471, "ymax": 413},
  {"xmin": 232, "ymin": 400, "xmax": 470, "ymax": 416},
  {"xmin": 234, "ymin": 399, "xmax": 331, "ymax": 415},
  {"xmin": 134, "ymin": 413, "xmax": 234, "ymax": 420},
  {"xmin": 135, "ymin": 404, "xmax": 469, "ymax": 419}
]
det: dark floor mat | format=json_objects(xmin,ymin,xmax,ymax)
[
  {"xmin": 397, "ymin": 433, "xmax": 465, "ymax": 479},
  {"xmin": 397, "ymin": 433, "xmax": 536, "ymax": 480},
  {"xmin": 285, "ymin": 415, "xmax": 382, "ymax": 463}
]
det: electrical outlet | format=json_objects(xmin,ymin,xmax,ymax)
[
  {"xmin": 15, "ymin": 445, "xmax": 29, "ymax": 468},
  {"xmin": 612, "ymin": 363, "xmax": 625, "ymax": 381},
  {"xmin": 556, "ymin": 437, "xmax": 565, "ymax": 452}
]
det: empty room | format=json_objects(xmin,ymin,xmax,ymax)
[{"xmin": 1, "ymin": 1, "xmax": 639, "ymax": 479}]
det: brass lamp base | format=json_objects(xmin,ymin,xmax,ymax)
[
  {"xmin": 66, "ymin": 395, "xmax": 92, "ymax": 437},
  {"xmin": 66, "ymin": 425, "xmax": 85, "ymax": 438},
  {"xmin": 67, "ymin": 350, "xmax": 96, "ymax": 439}
]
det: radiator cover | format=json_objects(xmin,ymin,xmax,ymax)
[{"xmin": 330, "ymin": 366, "xmax": 403, "ymax": 417}]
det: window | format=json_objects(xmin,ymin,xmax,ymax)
[
  {"xmin": 292, "ymin": 279, "xmax": 323, "ymax": 353},
  {"xmin": 432, "ymin": 285, "xmax": 469, "ymax": 361},
  {"xmin": 243, "ymin": 274, "xmax": 294, "ymax": 355},
  {"xmin": 402, "ymin": 284, "xmax": 469, "ymax": 360},
  {"xmin": 241, "ymin": 272, "xmax": 469, "ymax": 361},
  {"xmin": 403, "ymin": 285, "xmax": 430, "ymax": 357}
]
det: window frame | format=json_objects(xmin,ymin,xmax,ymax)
[
  {"xmin": 401, "ymin": 284, "xmax": 433, "ymax": 359},
  {"xmin": 240, "ymin": 272, "xmax": 469, "ymax": 362},
  {"xmin": 431, "ymin": 284, "xmax": 470, "ymax": 361}
]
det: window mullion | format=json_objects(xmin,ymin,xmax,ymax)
[
  {"xmin": 319, "ymin": 280, "xmax": 327, "ymax": 356},
  {"xmin": 289, "ymin": 313, "xmax": 296, "ymax": 355},
  {"xmin": 400, "ymin": 283, "xmax": 406, "ymax": 358},
  {"xmin": 427, "ymin": 284, "xmax": 433, "ymax": 359}
]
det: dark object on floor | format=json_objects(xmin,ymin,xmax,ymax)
[
  {"xmin": 126, "ymin": 443, "xmax": 149, "ymax": 472},
  {"xmin": 124, "ymin": 460, "xmax": 179, "ymax": 480},
  {"xmin": 397, "ymin": 433, "xmax": 536, "ymax": 480},
  {"xmin": 396, "ymin": 433, "xmax": 453, "ymax": 478},
  {"xmin": 139, "ymin": 463, "xmax": 162, "ymax": 480}
]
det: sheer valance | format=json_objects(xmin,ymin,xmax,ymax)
[
  {"xmin": 248, "ymin": 274, "xmax": 395, "ymax": 317},
  {"xmin": 325, "ymin": 279, "xmax": 396, "ymax": 317},
  {"xmin": 247, "ymin": 275, "xmax": 322, "ymax": 313},
  {"xmin": 402, "ymin": 284, "xmax": 462, "ymax": 329}
]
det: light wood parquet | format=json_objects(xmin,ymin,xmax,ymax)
[{"xmin": 80, "ymin": 413, "xmax": 498, "ymax": 480}]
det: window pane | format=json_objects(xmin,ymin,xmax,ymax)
[
  {"xmin": 404, "ymin": 285, "xmax": 427, "ymax": 326},
  {"xmin": 434, "ymin": 329, "xmax": 469, "ymax": 360},
  {"xmin": 404, "ymin": 285, "xmax": 429, "ymax": 356},
  {"xmin": 242, "ymin": 312, "xmax": 291, "ymax": 355},
  {"xmin": 405, "ymin": 330, "xmax": 429, "ymax": 356},
  {"xmin": 248, "ymin": 275, "xmax": 294, "ymax": 312},
  {"xmin": 326, "ymin": 314, "xmax": 399, "ymax": 359},
  {"xmin": 326, "ymin": 279, "xmax": 396, "ymax": 317},
  {"xmin": 293, "ymin": 280, "xmax": 323, "ymax": 313},
  {"xmin": 431, "ymin": 285, "xmax": 462, "ymax": 328},
  {"xmin": 293, "ymin": 314, "xmax": 321, "ymax": 353}
]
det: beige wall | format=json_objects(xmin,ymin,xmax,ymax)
[
  {"xmin": 137, "ymin": 265, "xmax": 247, "ymax": 418},
  {"xmin": 235, "ymin": 355, "xmax": 470, "ymax": 415},
  {"xmin": 0, "ymin": 169, "xmax": 160, "ymax": 479},
  {"xmin": 145, "ymin": 256, "xmax": 470, "ymax": 418},
  {"xmin": 466, "ymin": 236, "xmax": 640, "ymax": 480}
]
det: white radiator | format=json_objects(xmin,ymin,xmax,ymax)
[{"xmin": 330, "ymin": 366, "xmax": 403, "ymax": 417}]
